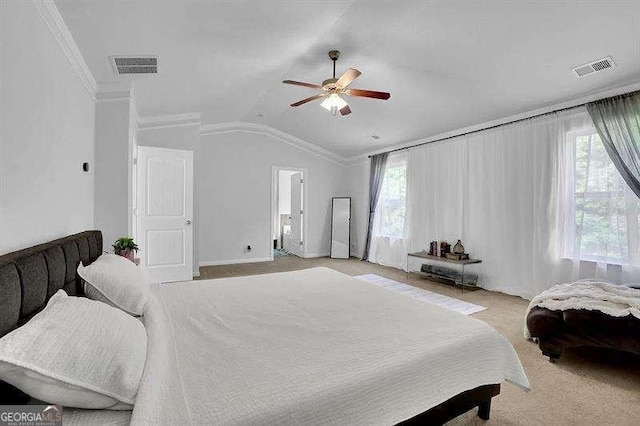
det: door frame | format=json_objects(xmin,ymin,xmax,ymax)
[{"xmin": 271, "ymin": 166, "xmax": 308, "ymax": 260}]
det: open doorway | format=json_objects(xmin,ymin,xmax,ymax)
[{"xmin": 272, "ymin": 167, "xmax": 306, "ymax": 259}]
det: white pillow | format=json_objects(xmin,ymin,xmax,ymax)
[
  {"xmin": 78, "ymin": 254, "xmax": 151, "ymax": 316},
  {"xmin": 0, "ymin": 290, "xmax": 146, "ymax": 409}
]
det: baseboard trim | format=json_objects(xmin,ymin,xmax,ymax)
[
  {"xmin": 305, "ymin": 253, "xmax": 330, "ymax": 258},
  {"xmin": 199, "ymin": 257, "xmax": 272, "ymax": 266}
]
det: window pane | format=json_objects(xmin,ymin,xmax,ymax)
[
  {"xmin": 575, "ymin": 195, "xmax": 628, "ymax": 262},
  {"xmin": 374, "ymin": 159, "xmax": 407, "ymax": 238},
  {"xmin": 572, "ymin": 131, "xmax": 640, "ymax": 265}
]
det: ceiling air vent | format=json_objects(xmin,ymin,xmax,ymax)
[
  {"xmin": 111, "ymin": 56, "xmax": 158, "ymax": 75},
  {"xmin": 572, "ymin": 56, "xmax": 616, "ymax": 78}
]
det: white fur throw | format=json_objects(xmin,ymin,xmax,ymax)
[{"xmin": 524, "ymin": 281, "xmax": 640, "ymax": 339}]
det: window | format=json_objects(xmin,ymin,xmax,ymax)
[
  {"xmin": 567, "ymin": 129, "xmax": 640, "ymax": 265},
  {"xmin": 373, "ymin": 154, "xmax": 407, "ymax": 238}
]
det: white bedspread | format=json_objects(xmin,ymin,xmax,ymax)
[
  {"xmin": 131, "ymin": 267, "xmax": 528, "ymax": 425},
  {"xmin": 63, "ymin": 408, "xmax": 131, "ymax": 426}
]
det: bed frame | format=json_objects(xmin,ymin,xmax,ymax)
[
  {"xmin": 0, "ymin": 230, "xmax": 499, "ymax": 423},
  {"xmin": 0, "ymin": 231, "xmax": 102, "ymax": 403},
  {"xmin": 398, "ymin": 383, "xmax": 500, "ymax": 424}
]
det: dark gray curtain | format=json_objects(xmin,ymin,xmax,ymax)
[
  {"xmin": 586, "ymin": 92, "xmax": 640, "ymax": 199},
  {"xmin": 362, "ymin": 153, "xmax": 388, "ymax": 261}
]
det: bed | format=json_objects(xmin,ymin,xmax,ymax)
[{"xmin": 0, "ymin": 231, "xmax": 529, "ymax": 425}]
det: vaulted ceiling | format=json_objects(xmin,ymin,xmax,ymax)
[{"xmin": 56, "ymin": 0, "xmax": 640, "ymax": 158}]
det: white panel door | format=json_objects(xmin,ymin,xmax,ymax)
[
  {"xmin": 287, "ymin": 172, "xmax": 304, "ymax": 257},
  {"xmin": 136, "ymin": 146, "xmax": 193, "ymax": 283}
]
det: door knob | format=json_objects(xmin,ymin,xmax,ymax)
[{"xmin": 186, "ymin": 220, "xmax": 192, "ymax": 225}]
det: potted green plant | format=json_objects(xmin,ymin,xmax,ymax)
[{"xmin": 112, "ymin": 237, "xmax": 139, "ymax": 262}]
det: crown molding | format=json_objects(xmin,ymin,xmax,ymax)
[
  {"xmin": 200, "ymin": 122, "xmax": 346, "ymax": 166},
  {"xmin": 95, "ymin": 82, "xmax": 132, "ymax": 102},
  {"xmin": 32, "ymin": 0, "xmax": 97, "ymax": 100},
  {"xmin": 138, "ymin": 112, "xmax": 202, "ymax": 130},
  {"xmin": 343, "ymin": 154, "xmax": 369, "ymax": 166},
  {"xmin": 361, "ymin": 80, "xmax": 640, "ymax": 158}
]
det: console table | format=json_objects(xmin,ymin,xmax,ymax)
[{"xmin": 407, "ymin": 252, "xmax": 482, "ymax": 293}]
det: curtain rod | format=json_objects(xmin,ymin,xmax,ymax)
[{"xmin": 368, "ymin": 90, "xmax": 639, "ymax": 158}]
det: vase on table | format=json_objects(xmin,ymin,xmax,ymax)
[
  {"xmin": 118, "ymin": 249, "xmax": 136, "ymax": 262},
  {"xmin": 453, "ymin": 239, "xmax": 465, "ymax": 254}
]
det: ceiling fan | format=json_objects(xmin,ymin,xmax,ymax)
[{"xmin": 283, "ymin": 50, "xmax": 391, "ymax": 116}]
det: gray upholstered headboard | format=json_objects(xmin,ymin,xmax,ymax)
[{"xmin": 0, "ymin": 230, "xmax": 103, "ymax": 338}]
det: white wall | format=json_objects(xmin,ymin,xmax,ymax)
[
  {"xmin": 199, "ymin": 131, "xmax": 346, "ymax": 264},
  {"xmin": 0, "ymin": 2, "xmax": 95, "ymax": 253},
  {"xmin": 94, "ymin": 98, "xmax": 132, "ymax": 250},
  {"xmin": 137, "ymin": 123, "xmax": 201, "ymax": 275},
  {"xmin": 278, "ymin": 170, "xmax": 296, "ymax": 215},
  {"xmin": 137, "ymin": 123, "xmax": 201, "ymax": 151}
]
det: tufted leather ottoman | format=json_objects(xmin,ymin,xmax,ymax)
[{"xmin": 526, "ymin": 306, "xmax": 640, "ymax": 362}]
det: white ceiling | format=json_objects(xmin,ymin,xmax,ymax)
[{"xmin": 56, "ymin": 0, "xmax": 640, "ymax": 158}]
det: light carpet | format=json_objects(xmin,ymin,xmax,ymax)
[{"xmin": 355, "ymin": 274, "xmax": 486, "ymax": 315}]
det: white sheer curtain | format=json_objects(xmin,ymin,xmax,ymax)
[
  {"xmin": 368, "ymin": 152, "xmax": 409, "ymax": 269},
  {"xmin": 405, "ymin": 115, "xmax": 570, "ymax": 298},
  {"xmin": 461, "ymin": 111, "xmax": 589, "ymax": 298},
  {"xmin": 556, "ymin": 119, "xmax": 640, "ymax": 283},
  {"xmin": 407, "ymin": 137, "xmax": 466, "ymax": 264},
  {"xmin": 368, "ymin": 107, "xmax": 640, "ymax": 298},
  {"xmin": 406, "ymin": 108, "xmax": 640, "ymax": 299}
]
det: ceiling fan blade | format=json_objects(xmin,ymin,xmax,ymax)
[
  {"xmin": 282, "ymin": 80, "xmax": 322, "ymax": 90},
  {"xmin": 290, "ymin": 93, "xmax": 327, "ymax": 107},
  {"xmin": 340, "ymin": 105, "xmax": 351, "ymax": 116},
  {"xmin": 336, "ymin": 68, "xmax": 361, "ymax": 88},
  {"xmin": 345, "ymin": 88, "xmax": 391, "ymax": 100}
]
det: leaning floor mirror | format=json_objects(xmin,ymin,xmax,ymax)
[{"xmin": 330, "ymin": 197, "xmax": 351, "ymax": 259}]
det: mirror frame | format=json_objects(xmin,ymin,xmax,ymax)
[{"xmin": 330, "ymin": 196, "xmax": 351, "ymax": 259}]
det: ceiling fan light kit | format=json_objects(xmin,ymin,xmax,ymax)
[
  {"xmin": 283, "ymin": 50, "xmax": 390, "ymax": 116},
  {"xmin": 320, "ymin": 93, "xmax": 348, "ymax": 115}
]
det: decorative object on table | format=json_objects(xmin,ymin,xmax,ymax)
[
  {"xmin": 439, "ymin": 241, "xmax": 451, "ymax": 258},
  {"xmin": 446, "ymin": 252, "xmax": 470, "ymax": 261},
  {"xmin": 112, "ymin": 237, "xmax": 139, "ymax": 262},
  {"xmin": 428, "ymin": 241, "xmax": 438, "ymax": 256},
  {"xmin": 453, "ymin": 239, "xmax": 465, "ymax": 254}
]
